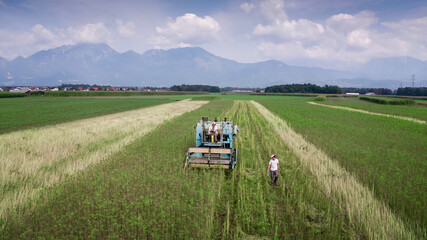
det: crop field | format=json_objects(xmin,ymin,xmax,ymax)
[
  {"xmin": 0, "ymin": 96, "xmax": 177, "ymax": 134},
  {"xmin": 323, "ymin": 97, "xmax": 427, "ymax": 121},
  {"xmin": 1, "ymin": 95, "xmax": 425, "ymax": 239},
  {"xmin": 257, "ymin": 97, "xmax": 426, "ymax": 238}
]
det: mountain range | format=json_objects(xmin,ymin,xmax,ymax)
[{"xmin": 1, "ymin": 43, "xmax": 426, "ymax": 88}]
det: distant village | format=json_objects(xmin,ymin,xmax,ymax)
[{"xmin": 0, "ymin": 84, "xmax": 264, "ymax": 94}]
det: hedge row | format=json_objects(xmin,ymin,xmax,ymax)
[
  {"xmin": 0, "ymin": 92, "xmax": 27, "ymax": 98},
  {"xmin": 359, "ymin": 96, "xmax": 415, "ymax": 105},
  {"xmin": 44, "ymin": 91, "xmax": 207, "ymax": 97},
  {"xmin": 250, "ymin": 93, "xmax": 318, "ymax": 97}
]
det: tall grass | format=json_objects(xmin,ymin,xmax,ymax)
[
  {"xmin": 2, "ymin": 99, "xmax": 358, "ymax": 239},
  {"xmin": 252, "ymin": 101, "xmax": 415, "ymax": 239},
  {"xmin": 221, "ymin": 101, "xmax": 356, "ymax": 239},
  {"xmin": 360, "ymin": 96, "xmax": 415, "ymax": 105},
  {"xmin": 0, "ymin": 100, "xmax": 206, "ymax": 219},
  {"xmin": 0, "ymin": 97, "xmax": 174, "ymax": 134},
  {"xmin": 0, "ymin": 92, "xmax": 27, "ymax": 98},
  {"xmin": 258, "ymin": 98, "xmax": 426, "ymax": 238}
]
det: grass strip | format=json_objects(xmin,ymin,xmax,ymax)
[
  {"xmin": 309, "ymin": 101, "xmax": 425, "ymax": 124},
  {"xmin": 324, "ymin": 97, "xmax": 427, "ymax": 121},
  {"xmin": 252, "ymin": 100, "xmax": 416, "ymax": 239},
  {"xmin": 0, "ymin": 100, "xmax": 206, "ymax": 219},
  {"xmin": 0, "ymin": 97, "xmax": 175, "ymax": 134},
  {"xmin": 214, "ymin": 101, "xmax": 358, "ymax": 239}
]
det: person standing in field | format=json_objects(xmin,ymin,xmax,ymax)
[{"xmin": 267, "ymin": 155, "xmax": 280, "ymax": 186}]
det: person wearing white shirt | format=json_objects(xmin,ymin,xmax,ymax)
[
  {"xmin": 207, "ymin": 122, "xmax": 218, "ymax": 142},
  {"xmin": 267, "ymin": 154, "xmax": 280, "ymax": 185}
]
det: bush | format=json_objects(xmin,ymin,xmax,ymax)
[
  {"xmin": 30, "ymin": 91, "xmax": 45, "ymax": 96},
  {"xmin": 0, "ymin": 92, "xmax": 27, "ymax": 98},
  {"xmin": 314, "ymin": 96, "xmax": 326, "ymax": 102},
  {"xmin": 360, "ymin": 96, "xmax": 415, "ymax": 105}
]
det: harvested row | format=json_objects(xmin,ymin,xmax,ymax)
[
  {"xmin": 251, "ymin": 100, "xmax": 415, "ymax": 239},
  {"xmin": 218, "ymin": 101, "xmax": 357, "ymax": 239},
  {"xmin": 0, "ymin": 100, "xmax": 206, "ymax": 218},
  {"xmin": 309, "ymin": 101, "xmax": 425, "ymax": 124},
  {"xmin": 1, "ymin": 99, "xmax": 232, "ymax": 239}
]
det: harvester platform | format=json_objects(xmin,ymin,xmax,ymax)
[{"xmin": 184, "ymin": 116, "xmax": 238, "ymax": 170}]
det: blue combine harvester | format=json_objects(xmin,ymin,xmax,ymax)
[{"xmin": 184, "ymin": 116, "xmax": 238, "ymax": 170}]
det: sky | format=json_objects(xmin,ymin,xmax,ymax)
[{"xmin": 1, "ymin": 0, "xmax": 426, "ymax": 70}]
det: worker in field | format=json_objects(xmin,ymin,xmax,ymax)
[
  {"xmin": 207, "ymin": 122, "xmax": 218, "ymax": 142},
  {"xmin": 267, "ymin": 155, "xmax": 280, "ymax": 186}
]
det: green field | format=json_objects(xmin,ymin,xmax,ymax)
[
  {"xmin": 257, "ymin": 97, "xmax": 426, "ymax": 236},
  {"xmin": 324, "ymin": 97, "xmax": 427, "ymax": 121},
  {"xmin": 1, "ymin": 95, "xmax": 425, "ymax": 239},
  {"xmin": 0, "ymin": 97, "xmax": 177, "ymax": 134}
]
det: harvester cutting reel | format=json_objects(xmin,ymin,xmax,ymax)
[{"xmin": 184, "ymin": 116, "xmax": 238, "ymax": 170}]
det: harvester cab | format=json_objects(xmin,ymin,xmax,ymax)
[{"xmin": 184, "ymin": 116, "xmax": 238, "ymax": 170}]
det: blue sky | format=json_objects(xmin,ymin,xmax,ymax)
[{"xmin": 1, "ymin": 0, "xmax": 426, "ymax": 69}]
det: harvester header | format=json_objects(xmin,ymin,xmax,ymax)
[{"xmin": 184, "ymin": 116, "xmax": 238, "ymax": 170}]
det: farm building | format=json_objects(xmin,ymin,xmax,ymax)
[{"xmin": 346, "ymin": 92, "xmax": 360, "ymax": 95}]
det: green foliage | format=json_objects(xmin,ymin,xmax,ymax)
[
  {"xmin": 44, "ymin": 91, "xmax": 205, "ymax": 97},
  {"xmin": 342, "ymin": 88, "xmax": 392, "ymax": 95},
  {"xmin": 360, "ymin": 96, "xmax": 415, "ymax": 105},
  {"xmin": 0, "ymin": 97, "xmax": 174, "ymax": 134},
  {"xmin": 250, "ymin": 92, "xmax": 318, "ymax": 97},
  {"xmin": 29, "ymin": 91, "xmax": 45, "ymax": 96},
  {"xmin": 191, "ymin": 96, "xmax": 218, "ymax": 101},
  {"xmin": 396, "ymin": 87, "xmax": 426, "ymax": 96},
  {"xmin": 314, "ymin": 96, "xmax": 326, "ymax": 102},
  {"xmin": 265, "ymin": 83, "xmax": 342, "ymax": 94},
  {"xmin": 259, "ymin": 98, "xmax": 426, "ymax": 237},
  {"xmin": 170, "ymin": 84, "xmax": 220, "ymax": 92},
  {"xmin": 323, "ymin": 99, "xmax": 427, "ymax": 121},
  {"xmin": 0, "ymin": 92, "xmax": 27, "ymax": 98}
]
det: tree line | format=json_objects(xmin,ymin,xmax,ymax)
[
  {"xmin": 170, "ymin": 84, "xmax": 220, "ymax": 92},
  {"xmin": 265, "ymin": 84, "xmax": 342, "ymax": 94}
]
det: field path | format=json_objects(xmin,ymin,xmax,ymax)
[
  {"xmin": 0, "ymin": 100, "xmax": 207, "ymax": 218},
  {"xmin": 308, "ymin": 101, "xmax": 426, "ymax": 124},
  {"xmin": 251, "ymin": 101, "xmax": 415, "ymax": 240}
]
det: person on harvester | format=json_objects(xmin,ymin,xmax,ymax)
[
  {"xmin": 207, "ymin": 122, "xmax": 218, "ymax": 142},
  {"xmin": 267, "ymin": 154, "xmax": 280, "ymax": 185}
]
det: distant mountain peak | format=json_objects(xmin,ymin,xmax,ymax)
[{"xmin": 1, "ymin": 43, "xmax": 426, "ymax": 88}]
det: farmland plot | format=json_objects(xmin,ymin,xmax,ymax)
[
  {"xmin": 252, "ymin": 101, "xmax": 413, "ymax": 239},
  {"xmin": 0, "ymin": 97, "xmax": 175, "ymax": 134},
  {"xmin": 323, "ymin": 98, "xmax": 427, "ymax": 122},
  {"xmin": 2, "ymin": 99, "xmax": 359, "ymax": 239},
  {"xmin": 0, "ymin": 100, "xmax": 206, "ymax": 219},
  {"xmin": 258, "ymin": 98, "xmax": 426, "ymax": 238}
]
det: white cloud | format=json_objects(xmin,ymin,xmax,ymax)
[
  {"xmin": 259, "ymin": 0, "xmax": 288, "ymax": 22},
  {"xmin": 150, "ymin": 13, "xmax": 220, "ymax": 48},
  {"xmin": 326, "ymin": 11, "xmax": 378, "ymax": 32},
  {"xmin": 347, "ymin": 29, "xmax": 371, "ymax": 48},
  {"xmin": 240, "ymin": 2, "xmax": 255, "ymax": 13},
  {"xmin": 31, "ymin": 24, "xmax": 56, "ymax": 42},
  {"xmin": 382, "ymin": 17, "xmax": 427, "ymax": 44},
  {"xmin": 0, "ymin": 22, "xmax": 113, "ymax": 59},
  {"xmin": 67, "ymin": 22, "xmax": 111, "ymax": 43},
  {"xmin": 116, "ymin": 20, "xmax": 135, "ymax": 38},
  {"xmin": 254, "ymin": 18, "xmax": 325, "ymax": 41}
]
